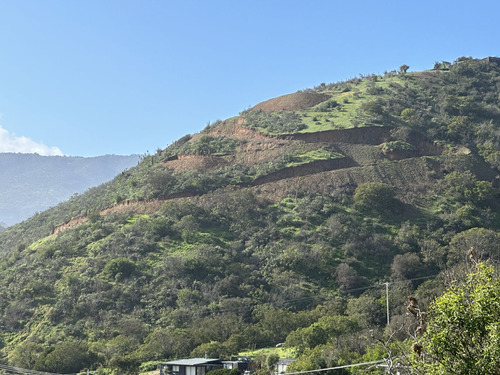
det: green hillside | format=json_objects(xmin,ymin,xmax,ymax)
[{"xmin": 1, "ymin": 57, "xmax": 500, "ymax": 374}]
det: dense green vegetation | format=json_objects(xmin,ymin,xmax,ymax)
[
  {"xmin": 1, "ymin": 57, "xmax": 500, "ymax": 374},
  {"xmin": 284, "ymin": 148, "xmax": 344, "ymax": 168},
  {"xmin": 166, "ymin": 135, "xmax": 241, "ymax": 157},
  {"xmin": 241, "ymin": 110, "xmax": 306, "ymax": 134},
  {"xmin": 411, "ymin": 262, "xmax": 500, "ymax": 374},
  {"xmin": 380, "ymin": 141, "xmax": 415, "ymax": 153}
]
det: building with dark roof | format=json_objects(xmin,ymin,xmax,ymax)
[
  {"xmin": 159, "ymin": 358, "xmax": 223, "ymax": 375},
  {"xmin": 159, "ymin": 357, "xmax": 254, "ymax": 375}
]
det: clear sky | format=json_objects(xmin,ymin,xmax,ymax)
[{"xmin": 0, "ymin": 0, "xmax": 499, "ymax": 157}]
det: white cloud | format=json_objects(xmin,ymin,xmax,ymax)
[{"xmin": 0, "ymin": 125, "xmax": 63, "ymax": 156}]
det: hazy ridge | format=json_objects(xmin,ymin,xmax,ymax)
[{"xmin": 0, "ymin": 153, "xmax": 141, "ymax": 226}]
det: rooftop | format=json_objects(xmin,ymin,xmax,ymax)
[{"xmin": 163, "ymin": 358, "xmax": 222, "ymax": 366}]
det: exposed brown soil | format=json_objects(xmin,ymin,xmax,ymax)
[
  {"xmin": 160, "ymin": 138, "xmax": 301, "ymax": 172},
  {"xmin": 235, "ymin": 138, "xmax": 307, "ymax": 166},
  {"xmin": 164, "ymin": 119, "xmax": 306, "ymax": 171},
  {"xmin": 100, "ymin": 199, "xmax": 168, "ymax": 216},
  {"xmin": 409, "ymin": 70, "xmax": 440, "ymax": 78},
  {"xmin": 246, "ymin": 157, "xmax": 358, "ymax": 186},
  {"xmin": 251, "ymin": 91, "xmax": 331, "ymax": 112},
  {"xmin": 52, "ymin": 154, "xmax": 436, "ymax": 235},
  {"xmin": 53, "ymin": 198, "xmax": 188, "ymax": 234},
  {"xmin": 250, "ymin": 157, "xmax": 439, "ymax": 205},
  {"xmin": 162, "ymin": 154, "xmax": 230, "ymax": 172},
  {"xmin": 52, "ymin": 124, "xmax": 445, "ymax": 235},
  {"xmin": 207, "ymin": 118, "xmax": 269, "ymax": 140},
  {"xmin": 53, "ymin": 216, "xmax": 88, "ymax": 234},
  {"xmin": 282, "ymin": 126, "xmax": 391, "ymax": 145}
]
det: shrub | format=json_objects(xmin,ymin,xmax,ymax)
[
  {"xmin": 103, "ymin": 258, "xmax": 138, "ymax": 280},
  {"xmin": 242, "ymin": 110, "xmax": 306, "ymax": 134},
  {"xmin": 391, "ymin": 253, "xmax": 421, "ymax": 280},
  {"xmin": 36, "ymin": 341, "xmax": 97, "ymax": 373},
  {"xmin": 190, "ymin": 341, "xmax": 229, "ymax": 359},
  {"xmin": 317, "ymin": 100, "xmax": 339, "ymax": 112},
  {"xmin": 380, "ymin": 141, "xmax": 415, "ymax": 153},
  {"xmin": 179, "ymin": 136, "xmax": 240, "ymax": 156},
  {"xmin": 353, "ymin": 182, "xmax": 399, "ymax": 214}
]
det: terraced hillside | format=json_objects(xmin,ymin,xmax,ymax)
[{"xmin": 44, "ymin": 121, "xmax": 444, "ymax": 236}]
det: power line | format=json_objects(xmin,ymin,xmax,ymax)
[
  {"xmin": 278, "ymin": 274, "xmax": 439, "ymax": 310},
  {"xmin": 196, "ymin": 274, "xmax": 439, "ymax": 318},
  {"xmin": 0, "ymin": 364, "xmax": 78, "ymax": 375},
  {"xmin": 283, "ymin": 359, "xmax": 387, "ymax": 374},
  {"xmin": 341, "ymin": 274, "xmax": 438, "ymax": 295}
]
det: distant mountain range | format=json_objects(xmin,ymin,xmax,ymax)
[{"xmin": 0, "ymin": 153, "xmax": 141, "ymax": 226}]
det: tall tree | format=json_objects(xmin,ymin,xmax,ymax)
[{"xmin": 412, "ymin": 263, "xmax": 500, "ymax": 374}]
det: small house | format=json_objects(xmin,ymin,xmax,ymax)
[{"xmin": 159, "ymin": 358, "xmax": 223, "ymax": 375}]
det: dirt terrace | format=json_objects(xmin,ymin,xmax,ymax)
[
  {"xmin": 164, "ymin": 154, "xmax": 230, "ymax": 172},
  {"xmin": 205, "ymin": 117, "xmax": 269, "ymax": 140},
  {"xmin": 52, "ymin": 124, "xmax": 444, "ymax": 235}
]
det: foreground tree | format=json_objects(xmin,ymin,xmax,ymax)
[
  {"xmin": 412, "ymin": 262, "xmax": 500, "ymax": 374},
  {"xmin": 35, "ymin": 341, "xmax": 97, "ymax": 373}
]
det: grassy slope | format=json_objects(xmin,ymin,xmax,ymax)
[{"xmin": 247, "ymin": 75, "xmax": 406, "ymax": 134}]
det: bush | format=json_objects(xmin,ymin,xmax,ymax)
[
  {"xmin": 447, "ymin": 228, "xmax": 500, "ymax": 266},
  {"xmin": 103, "ymin": 258, "xmax": 138, "ymax": 280},
  {"xmin": 190, "ymin": 341, "xmax": 229, "ymax": 359},
  {"xmin": 317, "ymin": 100, "xmax": 339, "ymax": 112},
  {"xmin": 443, "ymin": 171, "xmax": 495, "ymax": 206},
  {"xmin": 242, "ymin": 110, "xmax": 306, "ymax": 134},
  {"xmin": 353, "ymin": 182, "xmax": 400, "ymax": 215},
  {"xmin": 380, "ymin": 141, "xmax": 415, "ymax": 153},
  {"xmin": 36, "ymin": 341, "xmax": 97, "ymax": 373},
  {"xmin": 178, "ymin": 136, "xmax": 240, "ymax": 156},
  {"xmin": 391, "ymin": 253, "xmax": 421, "ymax": 280},
  {"xmin": 139, "ymin": 360, "xmax": 163, "ymax": 372}
]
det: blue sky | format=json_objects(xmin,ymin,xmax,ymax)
[{"xmin": 0, "ymin": 0, "xmax": 499, "ymax": 157}]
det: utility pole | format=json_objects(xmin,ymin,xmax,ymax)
[{"xmin": 384, "ymin": 282, "xmax": 390, "ymax": 326}]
